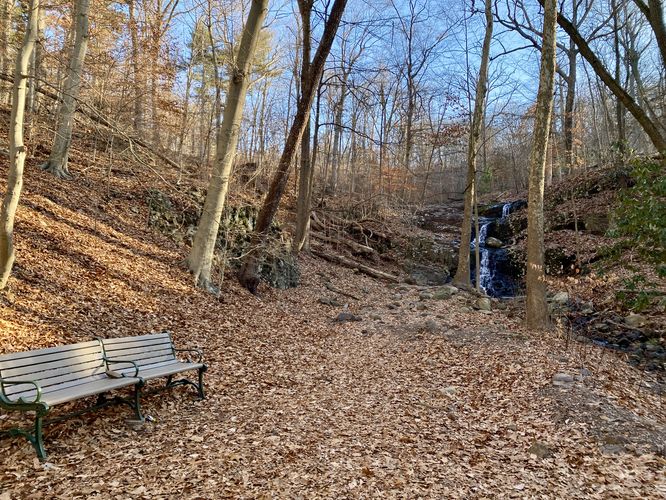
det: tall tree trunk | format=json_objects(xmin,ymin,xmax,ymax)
[
  {"xmin": 294, "ymin": 0, "xmax": 314, "ymax": 253},
  {"xmin": 186, "ymin": 0, "xmax": 269, "ymax": 291},
  {"xmin": 0, "ymin": 0, "xmax": 39, "ymax": 290},
  {"xmin": 564, "ymin": 41, "xmax": 577, "ymax": 169},
  {"xmin": 526, "ymin": 0, "xmax": 557, "ymax": 330},
  {"xmin": 41, "ymin": 0, "xmax": 90, "ymax": 179},
  {"xmin": 453, "ymin": 0, "xmax": 492, "ymax": 287},
  {"xmin": 238, "ymin": 0, "xmax": 348, "ymax": 293}
]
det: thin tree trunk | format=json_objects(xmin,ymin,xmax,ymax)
[
  {"xmin": 186, "ymin": 0, "xmax": 270, "ymax": 291},
  {"xmin": 41, "ymin": 0, "xmax": 90, "ymax": 179},
  {"xmin": 238, "ymin": 0, "xmax": 348, "ymax": 293},
  {"xmin": 1, "ymin": 0, "xmax": 39, "ymax": 289},
  {"xmin": 294, "ymin": 0, "xmax": 314, "ymax": 253},
  {"xmin": 128, "ymin": 0, "xmax": 144, "ymax": 138},
  {"xmin": 526, "ymin": 0, "xmax": 557, "ymax": 330},
  {"xmin": 453, "ymin": 0, "xmax": 492, "ymax": 287}
]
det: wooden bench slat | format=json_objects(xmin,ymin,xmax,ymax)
[
  {"xmin": 1, "ymin": 352, "xmax": 105, "ymax": 379},
  {"xmin": 101, "ymin": 333, "xmax": 171, "ymax": 346},
  {"xmin": 0, "ymin": 345, "xmax": 104, "ymax": 372},
  {"xmin": 133, "ymin": 361, "xmax": 205, "ymax": 381},
  {"xmin": 106, "ymin": 349, "xmax": 176, "ymax": 365},
  {"xmin": 6, "ymin": 373, "xmax": 111, "ymax": 402},
  {"xmin": 3, "ymin": 366, "xmax": 109, "ymax": 396},
  {"xmin": 1, "ymin": 359, "xmax": 105, "ymax": 383},
  {"xmin": 40, "ymin": 377, "xmax": 140, "ymax": 406},
  {"xmin": 0, "ymin": 340, "xmax": 101, "ymax": 363},
  {"xmin": 102, "ymin": 343, "xmax": 174, "ymax": 359}
]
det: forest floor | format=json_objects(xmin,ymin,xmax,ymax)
[{"xmin": 0, "ymin": 117, "xmax": 665, "ymax": 497}]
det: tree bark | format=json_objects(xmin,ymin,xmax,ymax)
[
  {"xmin": 0, "ymin": 0, "xmax": 11, "ymax": 104},
  {"xmin": 526, "ymin": 0, "xmax": 557, "ymax": 330},
  {"xmin": 128, "ymin": 0, "xmax": 144, "ymax": 138},
  {"xmin": 238, "ymin": 0, "xmax": 348, "ymax": 293},
  {"xmin": 41, "ymin": 0, "xmax": 90, "ymax": 179},
  {"xmin": 453, "ymin": 0, "xmax": 492, "ymax": 288},
  {"xmin": 1, "ymin": 0, "xmax": 40, "ymax": 290},
  {"xmin": 186, "ymin": 0, "xmax": 270, "ymax": 291},
  {"xmin": 294, "ymin": 0, "xmax": 314, "ymax": 253}
]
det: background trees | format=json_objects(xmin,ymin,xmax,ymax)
[{"xmin": 0, "ymin": 0, "xmax": 663, "ymax": 297}]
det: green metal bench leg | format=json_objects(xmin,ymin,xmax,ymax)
[
  {"xmin": 133, "ymin": 382, "xmax": 144, "ymax": 421},
  {"xmin": 197, "ymin": 366, "xmax": 208, "ymax": 400},
  {"xmin": 33, "ymin": 413, "xmax": 47, "ymax": 461}
]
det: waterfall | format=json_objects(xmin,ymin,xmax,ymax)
[{"xmin": 472, "ymin": 202, "xmax": 516, "ymax": 296}]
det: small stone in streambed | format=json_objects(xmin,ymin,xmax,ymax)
[
  {"xmin": 485, "ymin": 236, "xmax": 503, "ymax": 248},
  {"xmin": 474, "ymin": 297, "xmax": 492, "ymax": 311},
  {"xmin": 334, "ymin": 311, "xmax": 362, "ymax": 322},
  {"xmin": 419, "ymin": 291, "xmax": 433, "ymax": 300}
]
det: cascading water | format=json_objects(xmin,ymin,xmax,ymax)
[{"xmin": 469, "ymin": 202, "xmax": 522, "ymax": 297}]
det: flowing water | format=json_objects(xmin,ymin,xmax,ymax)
[{"xmin": 470, "ymin": 202, "xmax": 523, "ymax": 298}]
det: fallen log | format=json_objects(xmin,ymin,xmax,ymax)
[
  {"xmin": 311, "ymin": 249, "xmax": 400, "ymax": 283},
  {"xmin": 311, "ymin": 231, "xmax": 375, "ymax": 256}
]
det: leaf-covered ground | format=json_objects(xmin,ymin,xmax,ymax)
[{"xmin": 1, "ymin": 128, "xmax": 665, "ymax": 498}]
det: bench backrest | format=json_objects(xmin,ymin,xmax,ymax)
[
  {"xmin": 0, "ymin": 340, "xmax": 107, "ymax": 403},
  {"xmin": 100, "ymin": 333, "xmax": 176, "ymax": 373}
]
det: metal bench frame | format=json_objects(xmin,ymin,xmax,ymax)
[
  {"xmin": 98, "ymin": 332, "xmax": 208, "ymax": 400},
  {"xmin": 0, "ymin": 342, "xmax": 144, "ymax": 460}
]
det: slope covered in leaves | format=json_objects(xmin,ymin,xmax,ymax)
[{"xmin": 0, "ymin": 114, "xmax": 665, "ymax": 497}]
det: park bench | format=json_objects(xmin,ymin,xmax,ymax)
[
  {"xmin": 0, "ymin": 340, "xmax": 143, "ymax": 460},
  {"xmin": 0, "ymin": 333, "xmax": 207, "ymax": 460},
  {"xmin": 98, "ymin": 332, "xmax": 207, "ymax": 399}
]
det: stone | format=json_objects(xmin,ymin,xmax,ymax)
[
  {"xmin": 485, "ymin": 236, "xmax": 503, "ymax": 248},
  {"xmin": 419, "ymin": 291, "xmax": 433, "ymax": 300},
  {"xmin": 318, "ymin": 297, "xmax": 342, "ymax": 307},
  {"xmin": 625, "ymin": 313, "xmax": 647, "ymax": 328},
  {"xmin": 433, "ymin": 285, "xmax": 457, "ymax": 300},
  {"xmin": 424, "ymin": 319, "xmax": 439, "ymax": 332},
  {"xmin": 370, "ymin": 314, "xmax": 382, "ymax": 321},
  {"xmin": 551, "ymin": 292, "xmax": 569, "ymax": 305},
  {"xmin": 552, "ymin": 373, "xmax": 574, "ymax": 386},
  {"xmin": 441, "ymin": 386, "xmax": 457, "ymax": 395},
  {"xmin": 392, "ymin": 293, "xmax": 403, "ymax": 301},
  {"xmin": 334, "ymin": 312, "xmax": 362, "ymax": 322},
  {"xmin": 527, "ymin": 441, "xmax": 553, "ymax": 459},
  {"xmin": 474, "ymin": 297, "xmax": 492, "ymax": 311},
  {"xmin": 416, "ymin": 303, "xmax": 428, "ymax": 311}
]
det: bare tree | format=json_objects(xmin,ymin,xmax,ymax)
[
  {"xmin": 1, "ymin": 0, "xmax": 40, "ymax": 289},
  {"xmin": 41, "ymin": 0, "xmax": 91, "ymax": 178},
  {"xmin": 238, "ymin": 0, "xmax": 349, "ymax": 293},
  {"xmin": 454, "ymin": 0, "xmax": 493, "ymax": 288},
  {"xmin": 526, "ymin": 0, "xmax": 558, "ymax": 329},
  {"xmin": 186, "ymin": 0, "xmax": 270, "ymax": 291}
]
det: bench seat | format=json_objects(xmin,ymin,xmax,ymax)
[
  {"xmin": 99, "ymin": 332, "xmax": 207, "ymax": 399},
  {"xmin": 0, "ymin": 340, "xmax": 143, "ymax": 460}
]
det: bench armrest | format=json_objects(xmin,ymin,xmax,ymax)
[
  {"xmin": 0, "ymin": 378, "xmax": 43, "ymax": 404},
  {"xmin": 174, "ymin": 348, "xmax": 203, "ymax": 364},
  {"xmin": 103, "ymin": 357, "xmax": 139, "ymax": 378}
]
